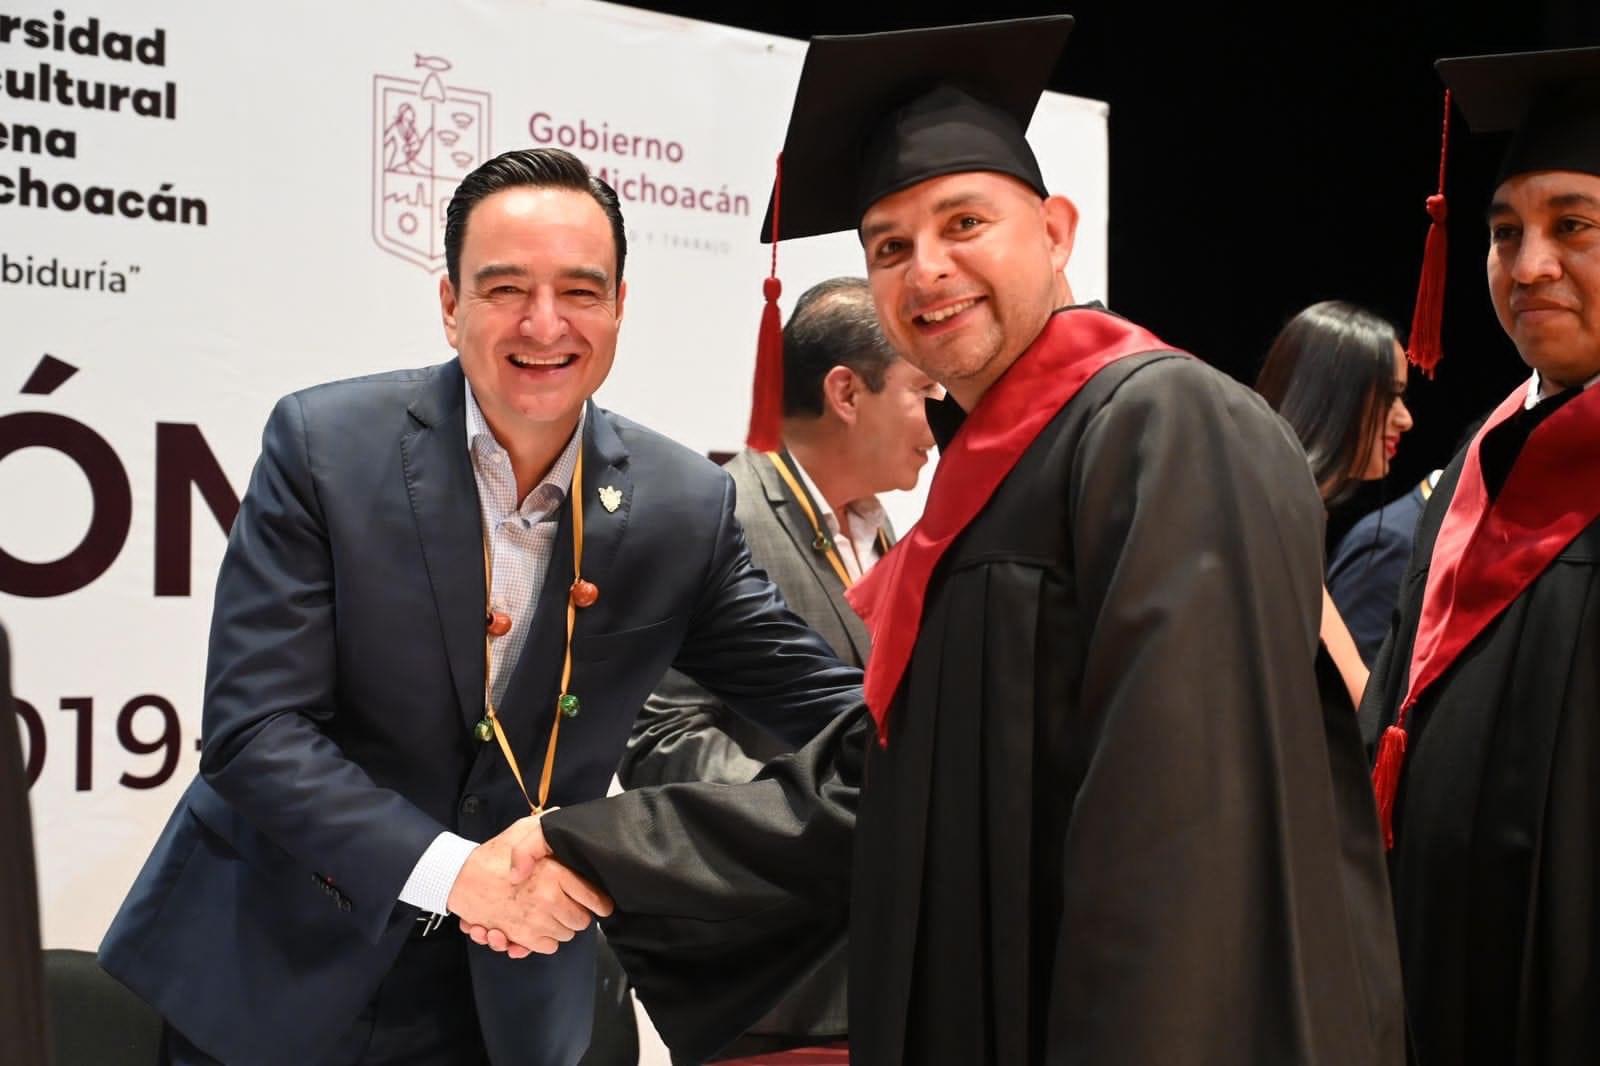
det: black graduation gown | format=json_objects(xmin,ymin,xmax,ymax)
[
  {"xmin": 544, "ymin": 353, "xmax": 1404, "ymax": 1065},
  {"xmin": 0, "ymin": 626, "xmax": 49, "ymax": 1066},
  {"xmin": 1360, "ymin": 452, "xmax": 1600, "ymax": 1066}
]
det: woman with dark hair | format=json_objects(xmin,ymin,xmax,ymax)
[{"xmin": 1256, "ymin": 300, "xmax": 1414, "ymax": 706}]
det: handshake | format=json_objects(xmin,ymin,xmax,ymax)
[{"xmin": 444, "ymin": 813, "xmax": 614, "ymax": 960}]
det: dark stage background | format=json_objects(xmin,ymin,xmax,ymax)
[{"xmin": 623, "ymin": 0, "xmax": 1599, "ymax": 523}]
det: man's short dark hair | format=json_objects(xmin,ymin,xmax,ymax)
[
  {"xmin": 782, "ymin": 277, "xmax": 899, "ymax": 418},
  {"xmin": 443, "ymin": 147, "xmax": 627, "ymax": 290}
]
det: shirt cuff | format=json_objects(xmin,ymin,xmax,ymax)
[{"xmin": 397, "ymin": 831, "xmax": 478, "ymax": 915}]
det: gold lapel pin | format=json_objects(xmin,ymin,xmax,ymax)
[{"xmin": 598, "ymin": 485, "xmax": 622, "ymax": 513}]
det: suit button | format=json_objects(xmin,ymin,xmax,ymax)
[
  {"xmin": 339, "ymin": 898, "xmax": 352, "ymax": 913},
  {"xmin": 460, "ymin": 795, "xmax": 482, "ymax": 816}
]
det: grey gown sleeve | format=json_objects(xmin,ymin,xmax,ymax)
[
  {"xmin": 541, "ymin": 703, "xmax": 868, "ymax": 1062},
  {"xmin": 619, "ymin": 668, "xmax": 781, "ymax": 790}
]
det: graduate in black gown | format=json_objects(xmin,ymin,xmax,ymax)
[
  {"xmin": 1359, "ymin": 48, "xmax": 1600, "ymax": 1066},
  {"xmin": 487, "ymin": 19, "xmax": 1403, "ymax": 1065}
]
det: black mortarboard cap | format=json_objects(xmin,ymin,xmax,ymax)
[
  {"xmin": 759, "ymin": 16, "xmax": 1074, "ymax": 243},
  {"xmin": 1437, "ymin": 46, "xmax": 1600, "ymax": 182}
]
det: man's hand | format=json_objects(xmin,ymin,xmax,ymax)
[
  {"xmin": 507, "ymin": 813, "xmax": 555, "ymax": 885},
  {"xmin": 445, "ymin": 814, "xmax": 613, "ymax": 959}
]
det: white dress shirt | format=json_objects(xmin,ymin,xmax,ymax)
[{"xmin": 1523, "ymin": 368, "xmax": 1600, "ymax": 409}]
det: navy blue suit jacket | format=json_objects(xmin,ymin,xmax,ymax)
[
  {"xmin": 99, "ymin": 360, "xmax": 862, "ymax": 1066},
  {"xmin": 1326, "ymin": 482, "xmax": 1429, "ymax": 666}
]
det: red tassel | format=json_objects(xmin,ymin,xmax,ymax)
[
  {"xmin": 746, "ymin": 153, "xmax": 784, "ymax": 452},
  {"xmin": 1370, "ymin": 722, "xmax": 1409, "ymax": 850},
  {"xmin": 747, "ymin": 275, "xmax": 784, "ymax": 451},
  {"xmin": 1406, "ymin": 90, "xmax": 1451, "ymax": 378}
]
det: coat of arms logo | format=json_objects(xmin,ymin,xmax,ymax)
[{"xmin": 372, "ymin": 55, "xmax": 492, "ymax": 272}]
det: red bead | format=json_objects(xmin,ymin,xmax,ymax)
[
  {"xmin": 486, "ymin": 611, "xmax": 512, "ymax": 637},
  {"xmin": 570, "ymin": 579, "xmax": 599, "ymax": 608}
]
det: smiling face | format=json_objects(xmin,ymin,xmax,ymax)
[
  {"xmin": 847, "ymin": 358, "xmax": 940, "ymax": 492},
  {"xmin": 859, "ymin": 171, "xmax": 1077, "ymax": 409},
  {"xmin": 1357, "ymin": 340, "xmax": 1414, "ymax": 482},
  {"xmin": 440, "ymin": 184, "xmax": 625, "ymax": 452},
  {"xmin": 1487, "ymin": 169, "xmax": 1600, "ymax": 390}
]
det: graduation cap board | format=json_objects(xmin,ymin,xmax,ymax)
[
  {"xmin": 1402, "ymin": 47, "xmax": 1600, "ymax": 378},
  {"xmin": 743, "ymin": 16, "xmax": 1074, "ymax": 451},
  {"xmin": 1436, "ymin": 46, "xmax": 1600, "ymax": 182},
  {"xmin": 759, "ymin": 16, "xmax": 1075, "ymax": 243}
]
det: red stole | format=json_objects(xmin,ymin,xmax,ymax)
[
  {"xmin": 1372, "ymin": 378, "xmax": 1600, "ymax": 847},
  {"xmin": 846, "ymin": 307, "xmax": 1176, "ymax": 743}
]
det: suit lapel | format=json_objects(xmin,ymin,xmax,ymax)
[
  {"xmin": 400, "ymin": 360, "xmax": 486, "ymax": 732},
  {"xmin": 754, "ymin": 450, "xmax": 872, "ymax": 664},
  {"xmin": 575, "ymin": 402, "xmax": 633, "ymax": 600},
  {"xmin": 495, "ymin": 403, "xmax": 632, "ymax": 759}
]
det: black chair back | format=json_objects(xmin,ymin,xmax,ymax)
[
  {"xmin": 578, "ymin": 933, "xmax": 640, "ymax": 1066},
  {"xmin": 44, "ymin": 949, "xmax": 162, "ymax": 1066}
]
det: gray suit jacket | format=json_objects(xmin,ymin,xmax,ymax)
[
  {"xmin": 622, "ymin": 448, "xmax": 877, "ymax": 784},
  {"xmin": 620, "ymin": 447, "xmax": 887, "ymax": 1055}
]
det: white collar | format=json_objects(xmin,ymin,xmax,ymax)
[
  {"xmin": 1524, "ymin": 367, "xmax": 1600, "ymax": 410},
  {"xmin": 463, "ymin": 379, "xmax": 585, "ymax": 505},
  {"xmin": 786, "ymin": 451, "xmax": 886, "ymax": 538}
]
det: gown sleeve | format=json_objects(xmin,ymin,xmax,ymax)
[
  {"xmin": 1043, "ymin": 358, "xmax": 1401, "ymax": 1064},
  {"xmin": 541, "ymin": 702, "xmax": 869, "ymax": 1062}
]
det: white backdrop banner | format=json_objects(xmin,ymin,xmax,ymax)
[{"xmin": 0, "ymin": 0, "xmax": 1108, "ymax": 951}]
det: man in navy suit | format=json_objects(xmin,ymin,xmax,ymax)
[{"xmin": 99, "ymin": 148, "xmax": 862, "ymax": 1066}]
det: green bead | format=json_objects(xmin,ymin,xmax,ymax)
[
  {"xmin": 558, "ymin": 693, "xmax": 581, "ymax": 718},
  {"xmin": 473, "ymin": 717, "xmax": 494, "ymax": 742}
]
